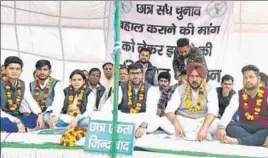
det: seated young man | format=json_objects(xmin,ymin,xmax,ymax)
[
  {"xmin": 92, "ymin": 63, "xmax": 160, "ymax": 138},
  {"xmin": 155, "ymin": 71, "xmax": 171, "ymax": 116},
  {"xmin": 216, "ymin": 65, "xmax": 268, "ymax": 147},
  {"xmin": 216, "ymin": 74, "xmax": 236, "ymax": 118},
  {"xmin": 160, "ymin": 63, "xmax": 219, "ymax": 141},
  {"xmin": 29, "ymin": 60, "xmax": 65, "ymax": 129},
  {"xmin": 157, "ymin": 70, "xmax": 187, "ymax": 117},
  {"xmin": 1, "ymin": 56, "xmax": 43, "ymax": 133}
]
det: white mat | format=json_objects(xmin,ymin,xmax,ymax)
[{"xmin": 1, "ymin": 132, "xmax": 268, "ymax": 158}]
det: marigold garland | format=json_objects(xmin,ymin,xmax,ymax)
[
  {"xmin": 68, "ymin": 84, "xmax": 86, "ymax": 117},
  {"xmin": 34, "ymin": 78, "xmax": 51, "ymax": 112},
  {"xmin": 242, "ymin": 83, "xmax": 264, "ymax": 121},
  {"xmin": 185, "ymin": 80, "xmax": 206, "ymax": 112},
  {"xmin": 60, "ymin": 127, "xmax": 87, "ymax": 146},
  {"xmin": 5, "ymin": 80, "xmax": 22, "ymax": 111},
  {"xmin": 127, "ymin": 82, "xmax": 145, "ymax": 114}
]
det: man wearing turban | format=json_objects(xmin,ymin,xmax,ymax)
[{"xmin": 160, "ymin": 62, "xmax": 219, "ymax": 141}]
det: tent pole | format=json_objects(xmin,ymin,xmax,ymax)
[{"xmin": 111, "ymin": 0, "xmax": 121, "ymax": 158}]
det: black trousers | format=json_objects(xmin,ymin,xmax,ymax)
[{"xmin": 226, "ymin": 121, "xmax": 268, "ymax": 146}]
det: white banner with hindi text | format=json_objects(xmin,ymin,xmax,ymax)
[{"xmin": 113, "ymin": 1, "xmax": 235, "ymax": 84}]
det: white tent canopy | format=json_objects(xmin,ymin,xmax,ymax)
[{"xmin": 1, "ymin": 1, "xmax": 268, "ymax": 88}]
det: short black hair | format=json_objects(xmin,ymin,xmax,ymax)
[
  {"xmin": 138, "ymin": 47, "xmax": 152, "ymax": 55},
  {"xmin": 69, "ymin": 69, "xmax": 86, "ymax": 81},
  {"xmin": 260, "ymin": 72, "xmax": 268, "ymax": 87},
  {"xmin": 82, "ymin": 70, "xmax": 88, "ymax": 73},
  {"xmin": 128, "ymin": 63, "xmax": 143, "ymax": 73},
  {"xmin": 4, "ymin": 56, "xmax": 23, "ymax": 68},
  {"xmin": 241, "ymin": 65, "xmax": 260, "ymax": 76},
  {"xmin": 177, "ymin": 38, "xmax": 190, "ymax": 47},
  {"xmin": 35, "ymin": 60, "xmax": 51, "ymax": 69},
  {"xmin": 102, "ymin": 62, "xmax": 113, "ymax": 69},
  {"xmin": 221, "ymin": 74, "xmax": 234, "ymax": 84},
  {"xmin": 89, "ymin": 68, "xmax": 101, "ymax": 76},
  {"xmin": 120, "ymin": 65, "xmax": 128, "ymax": 70},
  {"xmin": 158, "ymin": 71, "xmax": 171, "ymax": 82},
  {"xmin": 180, "ymin": 70, "xmax": 187, "ymax": 76}
]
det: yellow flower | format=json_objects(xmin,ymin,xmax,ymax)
[
  {"xmin": 242, "ymin": 94, "xmax": 248, "ymax": 100},
  {"xmin": 69, "ymin": 96, "xmax": 74, "ymax": 100},
  {"xmin": 10, "ymin": 106, "xmax": 16, "ymax": 111},
  {"xmin": 259, "ymin": 90, "xmax": 264, "ymax": 95},
  {"xmin": 255, "ymin": 108, "xmax": 260, "ymax": 112},
  {"xmin": 136, "ymin": 103, "xmax": 142, "ymax": 107},
  {"xmin": 195, "ymin": 106, "xmax": 201, "ymax": 111},
  {"xmin": 130, "ymin": 109, "xmax": 136, "ymax": 114},
  {"xmin": 185, "ymin": 99, "xmax": 192, "ymax": 107}
]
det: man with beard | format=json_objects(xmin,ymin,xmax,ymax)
[
  {"xmin": 100, "ymin": 62, "xmax": 114, "ymax": 101},
  {"xmin": 87, "ymin": 68, "xmax": 106, "ymax": 111},
  {"xmin": 93, "ymin": 63, "xmax": 160, "ymax": 138},
  {"xmin": 172, "ymin": 38, "xmax": 207, "ymax": 80},
  {"xmin": 135, "ymin": 47, "xmax": 158, "ymax": 86},
  {"xmin": 1, "ymin": 56, "xmax": 43, "ymax": 132},
  {"xmin": 29, "ymin": 60, "xmax": 64, "ymax": 129},
  {"xmin": 216, "ymin": 65, "xmax": 268, "ymax": 147},
  {"xmin": 160, "ymin": 63, "xmax": 219, "ymax": 141}
]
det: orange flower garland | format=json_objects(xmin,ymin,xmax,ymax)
[
  {"xmin": 242, "ymin": 83, "xmax": 264, "ymax": 121},
  {"xmin": 68, "ymin": 84, "xmax": 86, "ymax": 117},
  {"xmin": 185, "ymin": 80, "xmax": 206, "ymax": 112},
  {"xmin": 60, "ymin": 127, "xmax": 87, "ymax": 146},
  {"xmin": 127, "ymin": 82, "xmax": 145, "ymax": 114},
  {"xmin": 5, "ymin": 80, "xmax": 22, "ymax": 111},
  {"xmin": 34, "ymin": 78, "xmax": 51, "ymax": 112}
]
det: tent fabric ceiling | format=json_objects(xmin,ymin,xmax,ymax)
[{"xmin": 1, "ymin": 1, "xmax": 268, "ymax": 86}]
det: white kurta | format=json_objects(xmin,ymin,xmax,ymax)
[
  {"xmin": 91, "ymin": 85, "xmax": 161, "ymax": 132},
  {"xmin": 160, "ymin": 83, "xmax": 219, "ymax": 140}
]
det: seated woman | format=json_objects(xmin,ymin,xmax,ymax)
[{"xmin": 56, "ymin": 69, "xmax": 95, "ymax": 128}]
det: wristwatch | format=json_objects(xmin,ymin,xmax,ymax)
[{"xmin": 139, "ymin": 122, "xmax": 148, "ymax": 129}]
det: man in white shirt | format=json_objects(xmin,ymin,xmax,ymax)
[
  {"xmin": 161, "ymin": 63, "xmax": 219, "ymax": 141},
  {"xmin": 92, "ymin": 63, "xmax": 161, "ymax": 138},
  {"xmin": 100, "ymin": 62, "xmax": 114, "ymax": 101},
  {"xmin": 88, "ymin": 68, "xmax": 106, "ymax": 111},
  {"xmin": 28, "ymin": 60, "xmax": 64, "ymax": 129},
  {"xmin": 1, "ymin": 56, "xmax": 43, "ymax": 133}
]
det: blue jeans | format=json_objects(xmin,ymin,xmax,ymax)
[
  {"xmin": 232, "ymin": 111, "xmax": 239, "ymax": 122},
  {"xmin": 1, "ymin": 115, "xmax": 38, "ymax": 133},
  {"xmin": 56, "ymin": 118, "xmax": 89, "ymax": 127}
]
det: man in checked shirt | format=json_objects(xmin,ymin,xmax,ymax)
[{"xmin": 157, "ymin": 70, "xmax": 187, "ymax": 117}]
